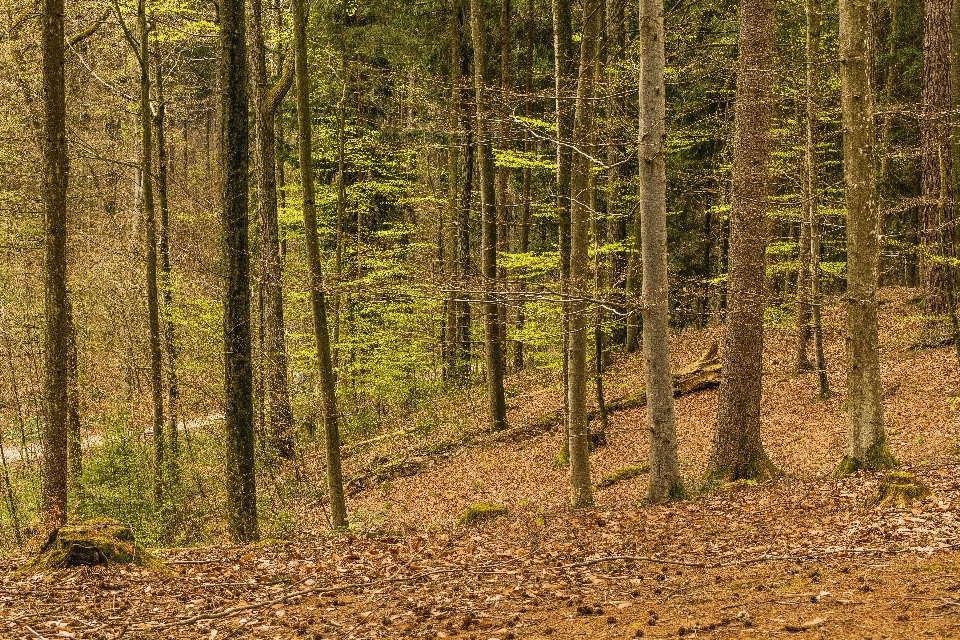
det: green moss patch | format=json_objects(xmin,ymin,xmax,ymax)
[
  {"xmin": 20, "ymin": 519, "xmax": 166, "ymax": 573},
  {"xmin": 595, "ymin": 464, "xmax": 649, "ymax": 490},
  {"xmin": 865, "ymin": 471, "xmax": 932, "ymax": 509},
  {"xmin": 459, "ymin": 503, "xmax": 507, "ymax": 525}
]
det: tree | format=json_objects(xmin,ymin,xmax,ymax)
[
  {"xmin": 920, "ymin": 0, "xmax": 954, "ymax": 314},
  {"xmin": 834, "ymin": 0, "xmax": 897, "ymax": 474},
  {"xmin": 136, "ymin": 0, "xmax": 165, "ymax": 502},
  {"xmin": 566, "ymin": 0, "xmax": 603, "ymax": 508},
  {"xmin": 470, "ymin": 0, "xmax": 508, "ymax": 432},
  {"xmin": 219, "ymin": 0, "xmax": 259, "ymax": 542},
  {"xmin": 639, "ymin": 0, "xmax": 683, "ymax": 502},
  {"xmin": 803, "ymin": 0, "xmax": 830, "ymax": 398},
  {"xmin": 707, "ymin": 0, "xmax": 778, "ymax": 482},
  {"xmin": 291, "ymin": 0, "xmax": 348, "ymax": 526},
  {"xmin": 250, "ymin": 0, "xmax": 294, "ymax": 458},
  {"xmin": 40, "ymin": 0, "xmax": 71, "ymax": 528}
]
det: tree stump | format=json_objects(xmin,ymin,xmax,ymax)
[
  {"xmin": 21, "ymin": 519, "xmax": 165, "ymax": 572},
  {"xmin": 865, "ymin": 472, "xmax": 932, "ymax": 509}
]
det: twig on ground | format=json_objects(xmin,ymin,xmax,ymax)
[{"xmin": 23, "ymin": 626, "xmax": 46, "ymax": 640}]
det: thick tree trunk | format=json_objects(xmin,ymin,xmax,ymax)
[
  {"xmin": 250, "ymin": 0, "xmax": 294, "ymax": 458},
  {"xmin": 639, "ymin": 0, "xmax": 683, "ymax": 503},
  {"xmin": 292, "ymin": 0, "xmax": 348, "ymax": 526},
  {"xmin": 470, "ymin": 0, "xmax": 509, "ymax": 432},
  {"xmin": 567, "ymin": 0, "xmax": 602, "ymax": 508},
  {"xmin": 138, "ymin": 0, "xmax": 164, "ymax": 503},
  {"xmin": 219, "ymin": 0, "xmax": 259, "ymax": 542},
  {"xmin": 921, "ymin": 0, "xmax": 954, "ymax": 314},
  {"xmin": 708, "ymin": 0, "xmax": 778, "ymax": 482},
  {"xmin": 154, "ymin": 58, "xmax": 180, "ymax": 469},
  {"xmin": 805, "ymin": 0, "xmax": 830, "ymax": 398},
  {"xmin": 835, "ymin": 0, "xmax": 896, "ymax": 474}
]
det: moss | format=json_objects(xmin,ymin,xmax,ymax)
[
  {"xmin": 703, "ymin": 451, "xmax": 780, "ymax": 488},
  {"xmin": 459, "ymin": 502, "xmax": 507, "ymax": 525},
  {"xmin": 595, "ymin": 464, "xmax": 650, "ymax": 490},
  {"xmin": 20, "ymin": 519, "xmax": 167, "ymax": 573},
  {"xmin": 864, "ymin": 471, "xmax": 931, "ymax": 509},
  {"xmin": 833, "ymin": 436, "xmax": 898, "ymax": 477},
  {"xmin": 551, "ymin": 442, "xmax": 570, "ymax": 468}
]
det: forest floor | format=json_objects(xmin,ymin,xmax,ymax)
[{"xmin": 4, "ymin": 287, "xmax": 960, "ymax": 639}]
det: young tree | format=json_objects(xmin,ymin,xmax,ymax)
[
  {"xmin": 250, "ymin": 0, "xmax": 294, "ymax": 458},
  {"xmin": 835, "ymin": 0, "xmax": 896, "ymax": 474},
  {"xmin": 219, "ymin": 0, "xmax": 259, "ymax": 542},
  {"xmin": 639, "ymin": 0, "xmax": 683, "ymax": 502},
  {"xmin": 804, "ymin": 0, "xmax": 830, "ymax": 397},
  {"xmin": 40, "ymin": 0, "xmax": 71, "ymax": 528},
  {"xmin": 566, "ymin": 0, "xmax": 603, "ymax": 508},
  {"xmin": 291, "ymin": 0, "xmax": 348, "ymax": 526},
  {"xmin": 708, "ymin": 0, "xmax": 778, "ymax": 481},
  {"xmin": 470, "ymin": 0, "xmax": 508, "ymax": 432}
]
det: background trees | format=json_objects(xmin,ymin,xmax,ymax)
[{"xmin": 2, "ymin": 0, "xmax": 951, "ymax": 542}]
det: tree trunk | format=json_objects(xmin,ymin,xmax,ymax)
[
  {"xmin": 219, "ymin": 0, "xmax": 259, "ymax": 542},
  {"xmin": 921, "ymin": 0, "xmax": 954, "ymax": 314},
  {"xmin": 552, "ymin": 0, "xmax": 574, "ymax": 463},
  {"xmin": 154, "ymin": 56, "xmax": 181, "ymax": 471},
  {"xmin": 66, "ymin": 298, "xmax": 82, "ymax": 494},
  {"xmin": 292, "ymin": 0, "xmax": 348, "ymax": 526},
  {"xmin": 447, "ymin": 0, "xmax": 465, "ymax": 382},
  {"xmin": 457, "ymin": 1, "xmax": 474, "ymax": 381},
  {"xmin": 835, "ymin": 0, "xmax": 896, "ymax": 474},
  {"xmin": 639, "ymin": 0, "xmax": 683, "ymax": 502},
  {"xmin": 805, "ymin": 0, "xmax": 830, "ymax": 398},
  {"xmin": 606, "ymin": 0, "xmax": 628, "ymax": 348},
  {"xmin": 514, "ymin": 0, "xmax": 534, "ymax": 371},
  {"xmin": 250, "ymin": 0, "xmax": 294, "ymax": 458},
  {"xmin": 496, "ymin": 0, "xmax": 512, "ymax": 366},
  {"xmin": 708, "ymin": 0, "xmax": 778, "ymax": 482},
  {"xmin": 470, "ymin": 0, "xmax": 509, "ymax": 432},
  {"xmin": 138, "ymin": 0, "xmax": 164, "ymax": 503},
  {"xmin": 567, "ymin": 0, "xmax": 602, "ymax": 508}
]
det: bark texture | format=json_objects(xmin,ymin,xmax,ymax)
[
  {"xmin": 219, "ymin": 0, "xmax": 259, "ymax": 542},
  {"xmin": 836, "ymin": 0, "xmax": 896, "ymax": 474},
  {"xmin": 708, "ymin": 0, "xmax": 778, "ymax": 482},
  {"xmin": 638, "ymin": 0, "xmax": 682, "ymax": 503}
]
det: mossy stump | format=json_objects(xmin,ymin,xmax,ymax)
[
  {"xmin": 865, "ymin": 471, "xmax": 931, "ymax": 509},
  {"xmin": 21, "ymin": 519, "xmax": 166, "ymax": 572},
  {"xmin": 459, "ymin": 503, "xmax": 507, "ymax": 525},
  {"xmin": 595, "ymin": 464, "xmax": 650, "ymax": 490}
]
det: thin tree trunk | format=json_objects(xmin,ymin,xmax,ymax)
[
  {"xmin": 606, "ymin": 0, "xmax": 628, "ymax": 347},
  {"xmin": 496, "ymin": 0, "xmax": 511, "ymax": 365},
  {"xmin": 835, "ymin": 0, "xmax": 896, "ymax": 474},
  {"xmin": 292, "ymin": 0, "xmax": 348, "ymax": 526},
  {"xmin": 639, "ymin": 0, "xmax": 683, "ymax": 502},
  {"xmin": 250, "ymin": 0, "xmax": 294, "ymax": 458},
  {"xmin": 805, "ymin": 0, "xmax": 830, "ymax": 397},
  {"xmin": 66, "ymin": 298, "xmax": 82, "ymax": 494},
  {"xmin": 219, "ymin": 0, "xmax": 259, "ymax": 542},
  {"xmin": 154, "ymin": 55, "xmax": 181, "ymax": 471},
  {"xmin": 514, "ymin": 0, "xmax": 534, "ymax": 371},
  {"xmin": 138, "ymin": 0, "xmax": 164, "ymax": 502},
  {"xmin": 567, "ymin": 0, "xmax": 602, "ymax": 508},
  {"xmin": 552, "ymin": 0, "xmax": 574, "ymax": 463},
  {"xmin": 921, "ymin": 0, "xmax": 954, "ymax": 314},
  {"xmin": 445, "ymin": 0, "xmax": 461, "ymax": 382},
  {"xmin": 708, "ymin": 0, "xmax": 778, "ymax": 482},
  {"xmin": 457, "ymin": 0, "xmax": 474, "ymax": 380},
  {"xmin": 470, "ymin": 0, "xmax": 509, "ymax": 432}
]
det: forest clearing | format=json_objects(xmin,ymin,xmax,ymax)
[{"xmin": 4, "ymin": 291, "xmax": 960, "ymax": 638}]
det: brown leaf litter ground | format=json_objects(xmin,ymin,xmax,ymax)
[{"xmin": 4, "ymin": 287, "xmax": 960, "ymax": 639}]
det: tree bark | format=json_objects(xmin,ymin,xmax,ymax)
[
  {"xmin": 639, "ymin": 0, "xmax": 683, "ymax": 502},
  {"xmin": 219, "ymin": 0, "xmax": 259, "ymax": 542},
  {"xmin": 567, "ymin": 0, "xmax": 602, "ymax": 508},
  {"xmin": 292, "ymin": 0, "xmax": 348, "ymax": 526},
  {"xmin": 921, "ymin": 0, "xmax": 954, "ymax": 314},
  {"xmin": 470, "ymin": 0, "xmax": 509, "ymax": 432},
  {"xmin": 137, "ymin": 0, "xmax": 164, "ymax": 503},
  {"xmin": 708, "ymin": 0, "xmax": 778, "ymax": 482},
  {"xmin": 835, "ymin": 0, "xmax": 896, "ymax": 474},
  {"xmin": 606, "ymin": 0, "xmax": 628, "ymax": 348},
  {"xmin": 250, "ymin": 0, "xmax": 294, "ymax": 458},
  {"xmin": 514, "ymin": 0, "xmax": 534, "ymax": 371},
  {"xmin": 457, "ymin": 0, "xmax": 474, "ymax": 381}
]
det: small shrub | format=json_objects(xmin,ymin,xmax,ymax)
[
  {"xmin": 459, "ymin": 502, "xmax": 507, "ymax": 525},
  {"xmin": 595, "ymin": 464, "xmax": 650, "ymax": 490}
]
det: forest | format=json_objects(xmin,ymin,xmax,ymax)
[{"xmin": 2, "ymin": 0, "xmax": 960, "ymax": 633}]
